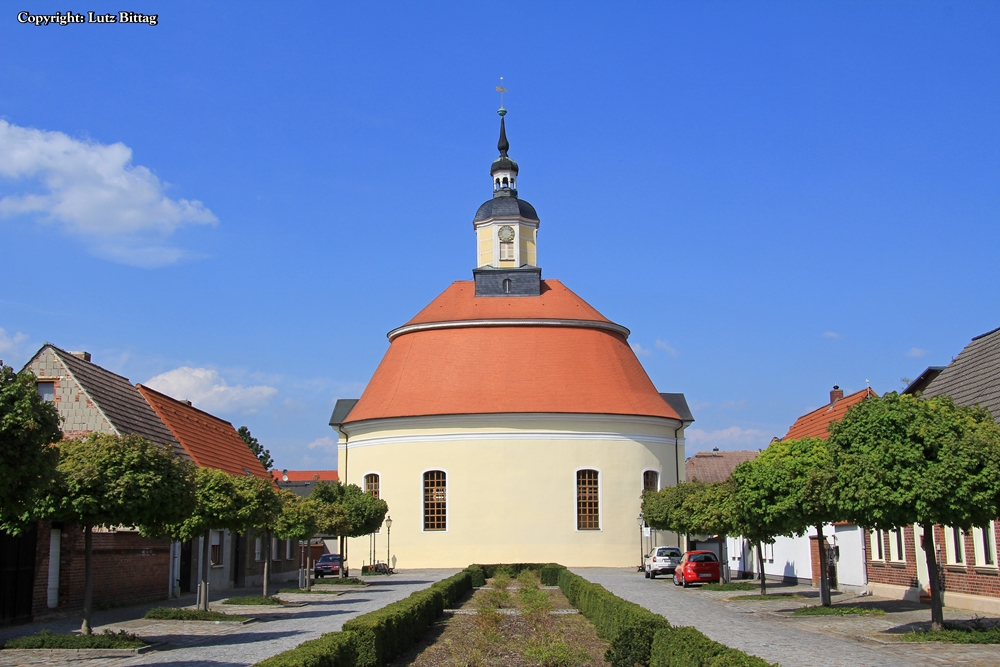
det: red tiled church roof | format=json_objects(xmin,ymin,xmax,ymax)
[
  {"xmin": 137, "ymin": 385, "xmax": 271, "ymax": 480},
  {"xmin": 345, "ymin": 280, "xmax": 680, "ymax": 424},
  {"xmin": 783, "ymin": 387, "xmax": 878, "ymax": 440},
  {"xmin": 272, "ymin": 470, "xmax": 338, "ymax": 483}
]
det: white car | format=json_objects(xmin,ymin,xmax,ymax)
[{"xmin": 644, "ymin": 546, "xmax": 683, "ymax": 579}]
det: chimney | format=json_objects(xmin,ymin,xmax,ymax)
[
  {"xmin": 830, "ymin": 385, "xmax": 844, "ymax": 404},
  {"xmin": 70, "ymin": 351, "xmax": 91, "ymax": 362},
  {"xmin": 182, "ymin": 400, "xmax": 192, "ymax": 406}
]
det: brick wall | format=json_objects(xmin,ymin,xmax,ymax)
[
  {"xmin": 864, "ymin": 527, "xmax": 920, "ymax": 589},
  {"xmin": 31, "ymin": 522, "xmax": 170, "ymax": 620}
]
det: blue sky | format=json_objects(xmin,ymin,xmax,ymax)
[{"xmin": 1, "ymin": 2, "xmax": 998, "ymax": 468}]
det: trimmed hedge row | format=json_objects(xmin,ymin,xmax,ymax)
[
  {"xmin": 556, "ymin": 569, "xmax": 669, "ymax": 667},
  {"xmin": 651, "ymin": 626, "xmax": 775, "ymax": 667},
  {"xmin": 254, "ymin": 631, "xmax": 357, "ymax": 667},
  {"xmin": 539, "ymin": 563, "xmax": 565, "ymax": 585}
]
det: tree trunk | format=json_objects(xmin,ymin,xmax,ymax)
[
  {"xmin": 923, "ymin": 523, "xmax": 945, "ymax": 630},
  {"xmin": 201, "ymin": 529, "xmax": 211, "ymax": 611},
  {"xmin": 81, "ymin": 525, "xmax": 93, "ymax": 635},
  {"xmin": 816, "ymin": 524, "xmax": 831, "ymax": 606},
  {"xmin": 262, "ymin": 530, "xmax": 271, "ymax": 598},
  {"xmin": 756, "ymin": 542, "xmax": 767, "ymax": 595}
]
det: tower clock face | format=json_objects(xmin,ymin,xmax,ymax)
[{"xmin": 498, "ymin": 225, "xmax": 515, "ymax": 243}]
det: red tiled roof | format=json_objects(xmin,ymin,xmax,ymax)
[
  {"xmin": 272, "ymin": 470, "xmax": 338, "ymax": 483},
  {"xmin": 137, "ymin": 385, "xmax": 271, "ymax": 480},
  {"xmin": 404, "ymin": 280, "xmax": 611, "ymax": 326},
  {"xmin": 686, "ymin": 450, "xmax": 760, "ymax": 483},
  {"xmin": 345, "ymin": 280, "xmax": 679, "ymax": 424},
  {"xmin": 783, "ymin": 388, "xmax": 878, "ymax": 440}
]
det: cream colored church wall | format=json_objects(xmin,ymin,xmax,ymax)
[{"xmin": 337, "ymin": 414, "xmax": 684, "ymax": 569}]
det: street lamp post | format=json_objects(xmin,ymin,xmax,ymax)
[
  {"xmin": 385, "ymin": 516, "xmax": 392, "ymax": 571},
  {"xmin": 637, "ymin": 512, "xmax": 645, "ymax": 572}
]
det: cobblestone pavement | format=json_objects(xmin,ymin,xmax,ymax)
[
  {"xmin": 0, "ymin": 570, "xmax": 458, "ymax": 667},
  {"xmin": 573, "ymin": 568, "xmax": 1000, "ymax": 667}
]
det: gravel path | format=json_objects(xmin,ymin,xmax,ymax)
[
  {"xmin": 0, "ymin": 570, "xmax": 458, "ymax": 667},
  {"xmin": 572, "ymin": 567, "xmax": 1000, "ymax": 667}
]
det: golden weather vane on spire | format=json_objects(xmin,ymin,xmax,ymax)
[{"xmin": 496, "ymin": 76, "xmax": 507, "ymax": 116}]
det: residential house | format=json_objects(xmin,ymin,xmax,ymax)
[
  {"xmin": 725, "ymin": 386, "xmax": 872, "ymax": 592},
  {"xmin": 272, "ymin": 470, "xmax": 339, "ymax": 570},
  {"xmin": 873, "ymin": 325, "xmax": 1000, "ymax": 613}
]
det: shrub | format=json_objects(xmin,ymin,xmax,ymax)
[
  {"xmin": 466, "ymin": 565, "xmax": 486, "ymax": 587},
  {"xmin": 342, "ymin": 587, "xmax": 444, "ymax": 667},
  {"xmin": 145, "ymin": 607, "xmax": 248, "ymax": 622},
  {"xmin": 431, "ymin": 570, "xmax": 473, "ymax": 607},
  {"xmin": 254, "ymin": 631, "xmax": 358, "ymax": 667},
  {"xmin": 556, "ymin": 569, "xmax": 669, "ymax": 667},
  {"xmin": 2, "ymin": 629, "xmax": 146, "ymax": 649},
  {"xmin": 539, "ymin": 564, "xmax": 565, "ymax": 586},
  {"xmin": 650, "ymin": 626, "xmax": 774, "ymax": 667},
  {"xmin": 224, "ymin": 595, "xmax": 283, "ymax": 606}
]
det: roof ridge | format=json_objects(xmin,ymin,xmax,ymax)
[{"xmin": 972, "ymin": 325, "xmax": 1000, "ymax": 341}]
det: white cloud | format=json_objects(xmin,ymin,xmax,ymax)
[
  {"xmin": 144, "ymin": 367, "xmax": 277, "ymax": 414},
  {"xmin": 0, "ymin": 120, "xmax": 217, "ymax": 267},
  {"xmin": 630, "ymin": 342, "xmax": 652, "ymax": 357},
  {"xmin": 685, "ymin": 426, "xmax": 770, "ymax": 452},
  {"xmin": 307, "ymin": 436, "xmax": 338, "ymax": 449},
  {"xmin": 0, "ymin": 328, "xmax": 29, "ymax": 361},
  {"xmin": 822, "ymin": 331, "xmax": 842, "ymax": 339},
  {"xmin": 654, "ymin": 339, "xmax": 679, "ymax": 357},
  {"xmin": 906, "ymin": 347, "xmax": 928, "ymax": 358}
]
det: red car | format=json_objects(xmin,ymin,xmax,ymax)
[
  {"xmin": 314, "ymin": 554, "xmax": 348, "ymax": 578},
  {"xmin": 672, "ymin": 550, "xmax": 720, "ymax": 587}
]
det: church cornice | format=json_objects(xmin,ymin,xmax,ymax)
[{"xmin": 386, "ymin": 317, "xmax": 630, "ymax": 341}]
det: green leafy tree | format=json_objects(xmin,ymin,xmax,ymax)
[
  {"xmin": 829, "ymin": 392, "xmax": 1000, "ymax": 629},
  {"xmin": 237, "ymin": 426, "xmax": 273, "ymax": 471},
  {"xmin": 235, "ymin": 475, "xmax": 282, "ymax": 597},
  {"xmin": 310, "ymin": 481, "xmax": 388, "ymax": 577},
  {"xmin": 50, "ymin": 433, "xmax": 197, "ymax": 633},
  {"xmin": 731, "ymin": 457, "xmax": 802, "ymax": 596},
  {"xmin": 738, "ymin": 437, "xmax": 841, "ymax": 605},
  {"xmin": 274, "ymin": 492, "xmax": 322, "ymax": 589},
  {"xmin": 0, "ymin": 364, "xmax": 61, "ymax": 534},
  {"xmin": 173, "ymin": 467, "xmax": 245, "ymax": 611}
]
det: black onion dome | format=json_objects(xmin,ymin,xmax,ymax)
[
  {"xmin": 491, "ymin": 155, "xmax": 519, "ymax": 175},
  {"xmin": 473, "ymin": 196, "xmax": 539, "ymax": 223}
]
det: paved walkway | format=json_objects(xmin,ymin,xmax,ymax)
[
  {"xmin": 0, "ymin": 570, "xmax": 458, "ymax": 667},
  {"xmin": 573, "ymin": 568, "xmax": 1000, "ymax": 667}
]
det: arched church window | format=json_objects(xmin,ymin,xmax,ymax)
[
  {"xmin": 495, "ymin": 178, "xmax": 500, "ymax": 190},
  {"xmin": 502, "ymin": 177, "xmax": 509, "ymax": 188},
  {"xmin": 364, "ymin": 473, "xmax": 380, "ymax": 499},
  {"xmin": 423, "ymin": 471, "xmax": 447, "ymax": 531},
  {"xmin": 577, "ymin": 469, "xmax": 600, "ymax": 530},
  {"xmin": 502, "ymin": 278, "xmax": 512, "ymax": 294},
  {"xmin": 643, "ymin": 470, "xmax": 659, "ymax": 493}
]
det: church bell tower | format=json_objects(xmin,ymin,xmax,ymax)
[{"xmin": 472, "ymin": 107, "xmax": 542, "ymax": 296}]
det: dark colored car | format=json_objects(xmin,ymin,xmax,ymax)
[
  {"xmin": 314, "ymin": 554, "xmax": 348, "ymax": 578},
  {"xmin": 673, "ymin": 550, "xmax": 720, "ymax": 587},
  {"xmin": 645, "ymin": 546, "xmax": 683, "ymax": 578}
]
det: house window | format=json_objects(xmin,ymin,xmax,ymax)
[
  {"xmin": 642, "ymin": 470, "xmax": 659, "ymax": 493},
  {"xmin": 763, "ymin": 542, "xmax": 774, "ymax": 562},
  {"xmin": 500, "ymin": 242, "xmax": 515, "ymax": 261},
  {"xmin": 871, "ymin": 531, "xmax": 884, "ymax": 561},
  {"xmin": 255, "ymin": 537, "xmax": 263, "ymax": 562},
  {"xmin": 210, "ymin": 530, "xmax": 223, "ymax": 566},
  {"xmin": 576, "ymin": 469, "xmax": 600, "ymax": 530},
  {"xmin": 36, "ymin": 382, "xmax": 55, "ymax": 402},
  {"xmin": 286, "ymin": 538, "xmax": 293, "ymax": 560},
  {"xmin": 888, "ymin": 529, "xmax": 905, "ymax": 562},
  {"xmin": 423, "ymin": 471, "xmax": 446, "ymax": 531},
  {"xmin": 365, "ymin": 474, "xmax": 380, "ymax": 499},
  {"xmin": 945, "ymin": 526, "xmax": 965, "ymax": 564},
  {"xmin": 975, "ymin": 523, "xmax": 996, "ymax": 566},
  {"xmin": 272, "ymin": 537, "xmax": 281, "ymax": 560}
]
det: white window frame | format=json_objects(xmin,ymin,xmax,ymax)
[
  {"xmin": 254, "ymin": 536, "xmax": 263, "ymax": 562},
  {"xmin": 272, "ymin": 536, "xmax": 281, "ymax": 561},
  {"xmin": 210, "ymin": 530, "xmax": 224, "ymax": 567},
  {"xmin": 763, "ymin": 542, "xmax": 774, "ymax": 562},
  {"xmin": 870, "ymin": 530, "xmax": 885, "ymax": 562},
  {"xmin": 573, "ymin": 467, "xmax": 603, "ymax": 532},
  {"xmin": 421, "ymin": 468, "xmax": 449, "ymax": 533},
  {"xmin": 945, "ymin": 526, "xmax": 965, "ymax": 565},
  {"xmin": 887, "ymin": 528, "xmax": 905, "ymax": 562},
  {"xmin": 973, "ymin": 522, "xmax": 997, "ymax": 567}
]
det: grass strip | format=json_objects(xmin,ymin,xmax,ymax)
[
  {"xmin": 313, "ymin": 577, "xmax": 368, "ymax": 586},
  {"xmin": 278, "ymin": 587, "xmax": 343, "ymax": 594},
  {"xmin": 726, "ymin": 593, "xmax": 805, "ymax": 601},
  {"xmin": 145, "ymin": 607, "xmax": 249, "ymax": 622},
  {"xmin": 701, "ymin": 582, "xmax": 758, "ymax": 592},
  {"xmin": 792, "ymin": 605, "xmax": 885, "ymax": 617},
  {"xmin": 3, "ymin": 629, "xmax": 146, "ymax": 650},
  {"xmin": 897, "ymin": 626, "xmax": 1000, "ymax": 644},
  {"xmin": 223, "ymin": 595, "xmax": 284, "ymax": 606}
]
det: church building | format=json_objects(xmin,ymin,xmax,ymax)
[{"xmin": 331, "ymin": 109, "xmax": 692, "ymax": 568}]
